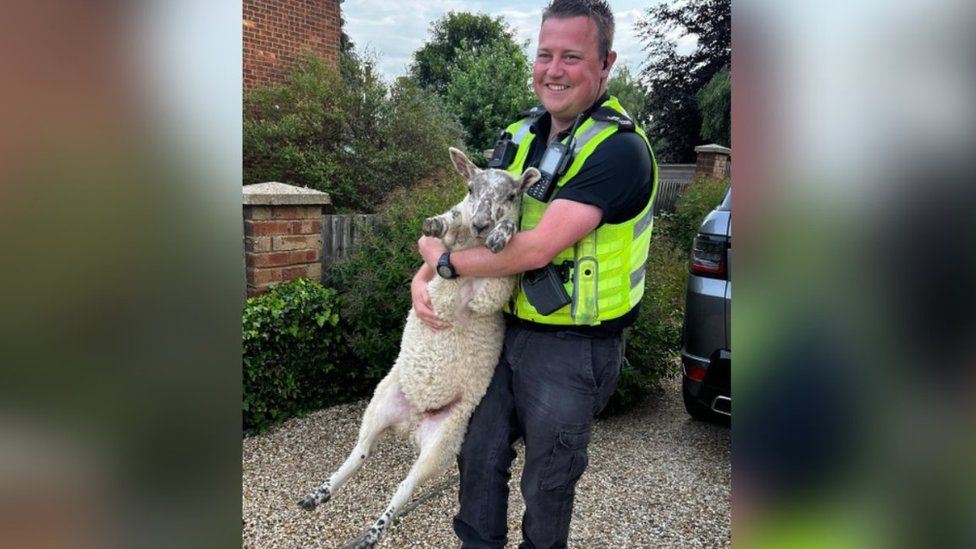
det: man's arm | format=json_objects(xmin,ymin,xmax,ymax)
[{"xmin": 418, "ymin": 198, "xmax": 603, "ymax": 277}]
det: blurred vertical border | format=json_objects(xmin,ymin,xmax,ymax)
[
  {"xmin": 733, "ymin": 0, "xmax": 976, "ymax": 547},
  {"xmin": 0, "ymin": 1, "xmax": 242, "ymax": 547}
]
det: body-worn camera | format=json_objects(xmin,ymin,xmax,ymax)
[
  {"xmin": 487, "ymin": 131, "xmax": 517, "ymax": 169},
  {"xmin": 521, "ymin": 262, "xmax": 571, "ymax": 315}
]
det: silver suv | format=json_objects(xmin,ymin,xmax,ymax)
[{"xmin": 681, "ymin": 187, "xmax": 731, "ymax": 421}]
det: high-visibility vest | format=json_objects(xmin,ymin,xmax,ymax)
[{"xmin": 502, "ymin": 96, "xmax": 658, "ymax": 325}]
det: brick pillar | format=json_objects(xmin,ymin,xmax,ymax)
[
  {"xmin": 694, "ymin": 144, "xmax": 732, "ymax": 179},
  {"xmin": 243, "ymin": 182, "xmax": 332, "ymax": 296}
]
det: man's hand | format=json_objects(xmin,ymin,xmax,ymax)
[
  {"xmin": 411, "ymin": 265, "xmax": 450, "ymax": 332},
  {"xmin": 418, "ymin": 236, "xmax": 447, "ymax": 271}
]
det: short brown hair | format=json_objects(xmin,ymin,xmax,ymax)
[{"xmin": 542, "ymin": 0, "xmax": 615, "ymax": 62}]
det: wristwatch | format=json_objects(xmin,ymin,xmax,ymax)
[{"xmin": 436, "ymin": 252, "xmax": 457, "ymax": 279}]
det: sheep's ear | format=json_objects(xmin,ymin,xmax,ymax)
[
  {"xmin": 518, "ymin": 167, "xmax": 542, "ymax": 192},
  {"xmin": 449, "ymin": 147, "xmax": 480, "ymax": 180}
]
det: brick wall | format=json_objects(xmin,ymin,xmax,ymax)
[
  {"xmin": 693, "ymin": 144, "xmax": 732, "ymax": 180},
  {"xmin": 244, "ymin": 205, "xmax": 324, "ymax": 295},
  {"xmin": 243, "ymin": 0, "xmax": 341, "ymax": 89}
]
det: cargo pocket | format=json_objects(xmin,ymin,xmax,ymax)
[{"xmin": 540, "ymin": 428, "xmax": 591, "ymax": 491}]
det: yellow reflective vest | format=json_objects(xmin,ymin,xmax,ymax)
[{"xmin": 503, "ymin": 96, "xmax": 658, "ymax": 325}]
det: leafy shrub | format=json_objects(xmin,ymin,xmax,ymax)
[
  {"xmin": 659, "ymin": 178, "xmax": 729, "ymax": 253},
  {"xmin": 244, "ymin": 53, "xmax": 465, "ymax": 212},
  {"xmin": 602, "ymin": 232, "xmax": 689, "ymax": 415},
  {"xmin": 242, "ymin": 278, "xmax": 347, "ymax": 433},
  {"xmin": 327, "ymin": 173, "xmax": 467, "ymax": 386},
  {"xmin": 602, "ymin": 178, "xmax": 728, "ymax": 415}
]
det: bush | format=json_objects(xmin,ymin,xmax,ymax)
[
  {"xmin": 244, "ymin": 53, "xmax": 465, "ymax": 212},
  {"xmin": 602, "ymin": 178, "xmax": 728, "ymax": 415},
  {"xmin": 602, "ymin": 232, "xmax": 689, "ymax": 415},
  {"xmin": 327, "ymin": 173, "xmax": 467, "ymax": 386},
  {"xmin": 242, "ymin": 278, "xmax": 347, "ymax": 433},
  {"xmin": 659, "ymin": 178, "xmax": 729, "ymax": 253}
]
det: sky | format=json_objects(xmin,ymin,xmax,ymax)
[{"xmin": 341, "ymin": 0, "xmax": 698, "ymax": 81}]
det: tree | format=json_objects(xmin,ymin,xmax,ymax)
[
  {"xmin": 338, "ymin": 0, "xmax": 354, "ymax": 56},
  {"xmin": 446, "ymin": 40, "xmax": 535, "ymax": 163},
  {"xmin": 697, "ymin": 65, "xmax": 730, "ymax": 146},
  {"xmin": 636, "ymin": 0, "xmax": 730, "ymax": 162},
  {"xmin": 410, "ymin": 12, "xmax": 521, "ymax": 98},
  {"xmin": 411, "ymin": 12, "xmax": 533, "ymax": 163},
  {"xmin": 608, "ymin": 65, "xmax": 652, "ymax": 128},
  {"xmin": 244, "ymin": 54, "xmax": 464, "ymax": 212}
]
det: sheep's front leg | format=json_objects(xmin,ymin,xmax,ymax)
[
  {"xmin": 422, "ymin": 207, "xmax": 463, "ymax": 248},
  {"xmin": 484, "ymin": 220, "xmax": 517, "ymax": 253},
  {"xmin": 298, "ymin": 376, "xmax": 411, "ymax": 511},
  {"xmin": 355, "ymin": 402, "xmax": 469, "ymax": 548}
]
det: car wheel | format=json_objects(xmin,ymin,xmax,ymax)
[{"xmin": 682, "ymin": 377, "xmax": 723, "ymax": 422}]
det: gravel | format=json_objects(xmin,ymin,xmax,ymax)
[{"xmin": 243, "ymin": 375, "xmax": 730, "ymax": 548}]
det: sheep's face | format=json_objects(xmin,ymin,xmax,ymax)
[{"xmin": 449, "ymin": 148, "xmax": 541, "ymax": 239}]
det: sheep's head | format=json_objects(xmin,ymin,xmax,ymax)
[{"xmin": 449, "ymin": 147, "xmax": 541, "ymax": 241}]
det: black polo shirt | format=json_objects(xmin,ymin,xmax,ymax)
[{"xmin": 507, "ymin": 93, "xmax": 655, "ymax": 335}]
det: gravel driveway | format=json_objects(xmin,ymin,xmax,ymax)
[{"xmin": 243, "ymin": 375, "xmax": 730, "ymax": 548}]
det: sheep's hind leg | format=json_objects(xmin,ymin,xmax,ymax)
[
  {"xmin": 356, "ymin": 400, "xmax": 470, "ymax": 548},
  {"xmin": 299, "ymin": 375, "xmax": 412, "ymax": 511}
]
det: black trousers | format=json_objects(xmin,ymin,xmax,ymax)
[{"xmin": 453, "ymin": 325, "xmax": 623, "ymax": 549}]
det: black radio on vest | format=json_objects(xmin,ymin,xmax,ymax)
[
  {"xmin": 488, "ymin": 130, "xmax": 517, "ymax": 169},
  {"xmin": 524, "ymin": 113, "xmax": 584, "ymax": 202}
]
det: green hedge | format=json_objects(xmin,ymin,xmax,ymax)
[
  {"xmin": 243, "ymin": 278, "xmax": 349, "ymax": 434},
  {"xmin": 603, "ymin": 178, "xmax": 730, "ymax": 415},
  {"xmin": 603, "ymin": 231, "xmax": 690, "ymax": 415},
  {"xmin": 244, "ymin": 54, "xmax": 465, "ymax": 213},
  {"xmin": 657, "ymin": 178, "xmax": 730, "ymax": 253}
]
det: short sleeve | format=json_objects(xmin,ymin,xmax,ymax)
[{"xmin": 552, "ymin": 131, "xmax": 653, "ymax": 225}]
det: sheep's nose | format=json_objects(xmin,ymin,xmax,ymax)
[{"xmin": 473, "ymin": 222, "xmax": 488, "ymax": 234}]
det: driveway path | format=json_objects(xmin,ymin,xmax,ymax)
[{"xmin": 243, "ymin": 376, "xmax": 730, "ymax": 548}]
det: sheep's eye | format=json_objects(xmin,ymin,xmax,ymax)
[
  {"xmin": 467, "ymin": 184, "xmax": 473, "ymax": 193},
  {"xmin": 507, "ymin": 193, "xmax": 517, "ymax": 201}
]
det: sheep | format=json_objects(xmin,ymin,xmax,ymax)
[{"xmin": 298, "ymin": 147, "xmax": 541, "ymax": 548}]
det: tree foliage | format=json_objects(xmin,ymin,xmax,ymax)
[
  {"xmin": 636, "ymin": 0, "xmax": 730, "ymax": 162},
  {"xmin": 410, "ymin": 12, "xmax": 520, "ymax": 97},
  {"xmin": 608, "ymin": 65, "xmax": 652, "ymax": 128},
  {"xmin": 446, "ymin": 40, "xmax": 535, "ymax": 163},
  {"xmin": 410, "ymin": 12, "xmax": 533, "ymax": 161},
  {"xmin": 243, "ymin": 53, "xmax": 464, "ymax": 212},
  {"xmin": 697, "ymin": 65, "xmax": 730, "ymax": 147}
]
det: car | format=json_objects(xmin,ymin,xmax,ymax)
[{"xmin": 681, "ymin": 187, "xmax": 731, "ymax": 422}]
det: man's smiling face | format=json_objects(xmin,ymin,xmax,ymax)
[{"xmin": 533, "ymin": 15, "xmax": 614, "ymax": 127}]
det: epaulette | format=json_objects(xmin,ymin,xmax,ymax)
[
  {"xmin": 518, "ymin": 105, "xmax": 547, "ymax": 118},
  {"xmin": 590, "ymin": 107, "xmax": 636, "ymax": 131}
]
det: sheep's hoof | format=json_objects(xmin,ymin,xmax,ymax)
[
  {"xmin": 485, "ymin": 233, "xmax": 508, "ymax": 253},
  {"xmin": 422, "ymin": 217, "xmax": 445, "ymax": 237},
  {"xmin": 298, "ymin": 488, "xmax": 329, "ymax": 510},
  {"xmin": 355, "ymin": 529, "xmax": 379, "ymax": 549},
  {"xmin": 298, "ymin": 495, "xmax": 318, "ymax": 510}
]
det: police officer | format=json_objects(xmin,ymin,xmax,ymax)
[{"xmin": 414, "ymin": 1, "xmax": 657, "ymax": 546}]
